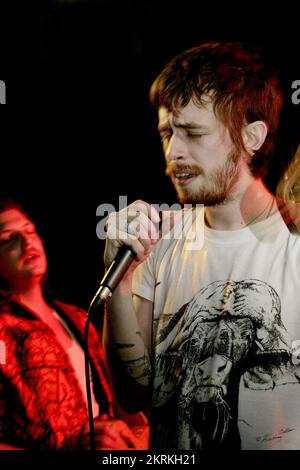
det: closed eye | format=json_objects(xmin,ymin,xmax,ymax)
[
  {"xmin": 186, "ymin": 132, "xmax": 206, "ymax": 138},
  {"xmin": 0, "ymin": 234, "xmax": 15, "ymax": 247},
  {"xmin": 160, "ymin": 132, "xmax": 172, "ymax": 143}
]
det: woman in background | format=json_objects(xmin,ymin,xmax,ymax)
[{"xmin": 0, "ymin": 199, "xmax": 148, "ymax": 450}]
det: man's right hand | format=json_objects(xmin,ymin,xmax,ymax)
[{"xmin": 104, "ymin": 200, "xmax": 161, "ymax": 272}]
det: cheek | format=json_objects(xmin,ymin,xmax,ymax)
[
  {"xmin": 37, "ymin": 243, "xmax": 47, "ymax": 269},
  {"xmin": 199, "ymin": 134, "xmax": 232, "ymax": 155},
  {"xmin": 35, "ymin": 238, "xmax": 46, "ymax": 254},
  {"xmin": 163, "ymin": 143, "xmax": 169, "ymax": 160},
  {"xmin": 189, "ymin": 138, "xmax": 218, "ymax": 161},
  {"xmin": 40, "ymin": 244, "xmax": 47, "ymax": 261}
]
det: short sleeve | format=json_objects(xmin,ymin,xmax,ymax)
[{"xmin": 132, "ymin": 252, "xmax": 156, "ymax": 302}]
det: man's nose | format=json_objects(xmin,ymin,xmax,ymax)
[
  {"xmin": 20, "ymin": 233, "xmax": 34, "ymax": 248},
  {"xmin": 165, "ymin": 134, "xmax": 186, "ymax": 162}
]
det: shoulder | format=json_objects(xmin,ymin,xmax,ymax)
[
  {"xmin": 286, "ymin": 201, "xmax": 300, "ymax": 234},
  {"xmin": 0, "ymin": 301, "xmax": 19, "ymax": 332},
  {"xmin": 280, "ymin": 200, "xmax": 300, "ymax": 234}
]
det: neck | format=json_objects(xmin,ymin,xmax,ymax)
[
  {"xmin": 16, "ymin": 283, "xmax": 51, "ymax": 317},
  {"xmin": 205, "ymin": 173, "xmax": 277, "ymax": 230}
]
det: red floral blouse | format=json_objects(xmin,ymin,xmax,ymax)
[{"xmin": 0, "ymin": 299, "xmax": 114, "ymax": 449}]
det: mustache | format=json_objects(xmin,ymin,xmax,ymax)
[{"xmin": 165, "ymin": 163, "xmax": 204, "ymax": 178}]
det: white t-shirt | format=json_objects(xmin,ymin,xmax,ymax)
[{"xmin": 132, "ymin": 208, "xmax": 300, "ymax": 450}]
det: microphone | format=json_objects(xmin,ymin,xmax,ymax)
[{"xmin": 89, "ymin": 245, "xmax": 136, "ymax": 310}]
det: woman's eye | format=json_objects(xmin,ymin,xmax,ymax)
[
  {"xmin": 25, "ymin": 225, "xmax": 37, "ymax": 235},
  {"xmin": 0, "ymin": 236, "xmax": 13, "ymax": 247}
]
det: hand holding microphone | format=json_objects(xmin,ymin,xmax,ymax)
[
  {"xmin": 104, "ymin": 200, "xmax": 161, "ymax": 267},
  {"xmin": 91, "ymin": 200, "xmax": 161, "ymax": 309}
]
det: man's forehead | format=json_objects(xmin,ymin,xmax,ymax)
[
  {"xmin": 0, "ymin": 209, "xmax": 30, "ymax": 231},
  {"xmin": 158, "ymin": 99, "xmax": 214, "ymax": 126}
]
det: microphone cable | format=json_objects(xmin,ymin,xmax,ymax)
[
  {"xmin": 84, "ymin": 306, "xmax": 97, "ymax": 451},
  {"xmin": 84, "ymin": 245, "xmax": 136, "ymax": 450}
]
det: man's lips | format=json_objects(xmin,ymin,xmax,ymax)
[
  {"xmin": 166, "ymin": 165, "xmax": 203, "ymax": 186},
  {"xmin": 172, "ymin": 171, "xmax": 199, "ymax": 186}
]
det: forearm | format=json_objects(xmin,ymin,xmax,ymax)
[
  {"xmin": 104, "ymin": 276, "xmax": 151, "ymax": 384},
  {"xmin": 102, "ymin": 200, "xmax": 160, "ymax": 411},
  {"xmin": 103, "ymin": 278, "xmax": 152, "ymax": 411}
]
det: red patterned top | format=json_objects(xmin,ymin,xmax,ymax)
[{"xmin": 0, "ymin": 299, "xmax": 114, "ymax": 448}]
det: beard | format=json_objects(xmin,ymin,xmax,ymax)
[{"xmin": 167, "ymin": 149, "xmax": 241, "ymax": 206}]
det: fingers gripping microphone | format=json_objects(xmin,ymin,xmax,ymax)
[{"xmin": 90, "ymin": 245, "xmax": 136, "ymax": 311}]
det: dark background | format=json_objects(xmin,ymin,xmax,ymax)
[{"xmin": 3, "ymin": 0, "xmax": 300, "ymax": 311}]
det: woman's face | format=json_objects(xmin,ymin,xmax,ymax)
[{"xmin": 0, "ymin": 209, "xmax": 47, "ymax": 291}]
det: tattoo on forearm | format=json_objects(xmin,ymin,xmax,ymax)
[
  {"xmin": 108, "ymin": 331, "xmax": 151, "ymax": 380},
  {"xmin": 124, "ymin": 354, "xmax": 151, "ymax": 380},
  {"xmin": 110, "ymin": 342, "xmax": 134, "ymax": 350}
]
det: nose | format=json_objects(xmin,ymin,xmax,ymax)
[
  {"xmin": 20, "ymin": 232, "xmax": 34, "ymax": 248},
  {"xmin": 165, "ymin": 134, "xmax": 186, "ymax": 163},
  {"xmin": 196, "ymin": 355, "xmax": 230, "ymax": 382}
]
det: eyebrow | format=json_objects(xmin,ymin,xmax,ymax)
[
  {"xmin": 158, "ymin": 122, "xmax": 209, "ymax": 133},
  {"xmin": 0, "ymin": 222, "xmax": 33, "ymax": 234}
]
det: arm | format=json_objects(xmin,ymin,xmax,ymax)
[
  {"xmin": 103, "ymin": 277, "xmax": 153, "ymax": 413},
  {"xmin": 102, "ymin": 200, "xmax": 159, "ymax": 413}
]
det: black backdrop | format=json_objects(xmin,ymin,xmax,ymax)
[{"xmin": 3, "ymin": 0, "xmax": 300, "ymax": 311}]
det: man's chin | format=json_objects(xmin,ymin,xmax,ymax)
[
  {"xmin": 177, "ymin": 189, "xmax": 202, "ymax": 205},
  {"xmin": 177, "ymin": 190, "xmax": 227, "ymax": 207}
]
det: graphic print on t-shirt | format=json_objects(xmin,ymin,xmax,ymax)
[{"xmin": 153, "ymin": 279, "xmax": 300, "ymax": 449}]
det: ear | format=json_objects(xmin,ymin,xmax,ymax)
[{"xmin": 242, "ymin": 121, "xmax": 268, "ymax": 154}]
